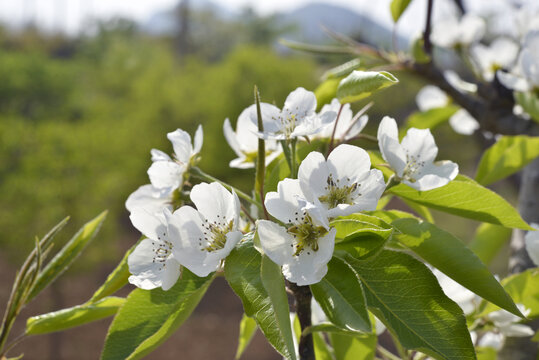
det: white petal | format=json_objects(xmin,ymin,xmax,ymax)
[
  {"xmin": 499, "ymin": 323, "xmax": 534, "ymax": 337},
  {"xmin": 431, "ymin": 18, "xmax": 459, "ymax": 48},
  {"xmin": 449, "ymin": 109, "xmax": 480, "ymax": 135},
  {"xmin": 235, "ymin": 105, "xmax": 259, "ymax": 152},
  {"xmin": 292, "ymin": 112, "xmax": 336, "ymax": 138},
  {"xmin": 167, "ymin": 128, "xmax": 193, "ymax": 164},
  {"xmin": 460, "ymin": 14, "xmax": 486, "ymax": 45},
  {"xmin": 444, "ymin": 70, "xmax": 478, "ymax": 93},
  {"xmin": 258, "ymin": 220, "xmax": 295, "ymax": 266},
  {"xmin": 409, "ymin": 160, "xmax": 459, "ymax": 191},
  {"xmin": 129, "ymin": 208, "xmax": 167, "ymax": 241},
  {"xmin": 416, "ymin": 86, "xmax": 449, "ymax": 112},
  {"xmin": 300, "ymin": 198, "xmax": 330, "ymax": 230},
  {"xmin": 223, "ymin": 118, "xmax": 243, "ymax": 157},
  {"xmin": 265, "ymin": 178, "xmax": 305, "ymax": 224},
  {"xmin": 401, "ymin": 128, "xmax": 438, "ymax": 164},
  {"xmin": 193, "ymin": 125, "xmax": 203, "ymax": 155},
  {"xmin": 298, "ymin": 151, "xmax": 328, "ymax": 198},
  {"xmin": 161, "ymin": 257, "xmax": 181, "ymax": 290},
  {"xmin": 377, "ymin": 117, "xmax": 406, "ymax": 176},
  {"xmin": 342, "ymin": 114, "xmax": 368, "ymax": 140},
  {"xmin": 147, "ymin": 161, "xmax": 184, "ymax": 191},
  {"xmin": 190, "ymin": 182, "xmax": 239, "ymax": 225},
  {"xmin": 497, "ymin": 71, "xmax": 531, "ymax": 92},
  {"xmin": 127, "ymin": 239, "xmax": 163, "ymax": 290},
  {"xmin": 229, "ymin": 156, "xmax": 253, "ymax": 169},
  {"xmin": 327, "ymin": 144, "xmax": 371, "ymax": 182},
  {"xmin": 151, "ymin": 149, "xmax": 171, "ymax": 162},
  {"xmin": 284, "ymin": 87, "xmax": 316, "ymax": 120},
  {"xmin": 525, "ymin": 224, "xmax": 539, "ymax": 266},
  {"xmin": 282, "ymin": 228, "xmax": 336, "ymax": 286},
  {"xmin": 479, "ymin": 332, "xmax": 504, "ymax": 350},
  {"xmin": 125, "ymin": 184, "xmax": 172, "ymax": 214}
]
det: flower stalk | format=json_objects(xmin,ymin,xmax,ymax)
[{"xmin": 254, "ymin": 86, "xmax": 269, "ymax": 219}]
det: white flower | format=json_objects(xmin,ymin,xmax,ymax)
[
  {"xmin": 298, "ymin": 144, "xmax": 385, "ymax": 218},
  {"xmin": 432, "ymin": 269, "xmax": 478, "ymax": 315},
  {"xmin": 449, "ymin": 109, "xmax": 480, "ymax": 135},
  {"xmin": 125, "ymin": 184, "xmax": 172, "ymax": 214},
  {"xmin": 498, "ymin": 30, "xmax": 539, "ymax": 92},
  {"xmin": 254, "ymin": 87, "xmax": 336, "ymax": 140},
  {"xmin": 313, "ymin": 99, "xmax": 368, "ymax": 141},
  {"xmin": 167, "ymin": 182, "xmax": 243, "ymax": 277},
  {"xmin": 444, "ymin": 70, "xmax": 478, "ymax": 93},
  {"xmin": 147, "ymin": 126, "xmax": 203, "ymax": 194},
  {"xmin": 525, "ymin": 223, "xmax": 539, "ymax": 266},
  {"xmin": 431, "ymin": 14, "xmax": 486, "ymax": 48},
  {"xmin": 258, "ymin": 178, "xmax": 336, "ymax": 285},
  {"xmin": 377, "ymin": 116, "xmax": 458, "ymax": 191},
  {"xmin": 223, "ymin": 104, "xmax": 281, "ymax": 169},
  {"xmin": 470, "ymin": 38, "xmax": 519, "ymax": 81},
  {"xmin": 479, "ymin": 304, "xmax": 533, "ymax": 350},
  {"xmin": 127, "ymin": 209, "xmax": 181, "ymax": 291},
  {"xmin": 415, "ymin": 86, "xmax": 450, "ymax": 112}
]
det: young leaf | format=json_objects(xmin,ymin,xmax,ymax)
[
  {"xmin": 479, "ymin": 269, "xmax": 539, "ymax": 319},
  {"xmin": 390, "ymin": 176, "xmax": 532, "ymax": 230},
  {"xmin": 475, "ymin": 135, "xmax": 539, "ymax": 185},
  {"xmin": 401, "ymin": 198, "xmax": 435, "ymax": 223},
  {"xmin": 330, "ymin": 332, "xmax": 377, "ymax": 360},
  {"xmin": 342, "ymin": 250, "xmax": 476, "ymax": 360},
  {"xmin": 315, "ymin": 78, "xmax": 343, "ymax": 110},
  {"xmin": 390, "ymin": 0, "xmax": 413, "ymax": 22},
  {"xmin": 468, "ymin": 223, "xmax": 511, "ymax": 265},
  {"xmin": 405, "ymin": 106, "xmax": 458, "ymax": 130},
  {"xmin": 391, "ymin": 217, "xmax": 523, "ymax": 317},
  {"xmin": 311, "ymin": 257, "xmax": 371, "ymax": 333},
  {"xmin": 235, "ymin": 314, "xmax": 257, "ymax": 360},
  {"xmin": 28, "ymin": 211, "xmax": 108, "ymax": 302},
  {"xmin": 313, "ymin": 332, "xmax": 333, "ymax": 360},
  {"xmin": 26, "ymin": 296, "xmax": 124, "ymax": 335},
  {"xmin": 224, "ymin": 241, "xmax": 297, "ymax": 360},
  {"xmin": 101, "ymin": 269, "xmax": 213, "ymax": 360},
  {"xmin": 322, "ymin": 59, "xmax": 362, "ymax": 80},
  {"xmin": 336, "ymin": 71, "xmax": 399, "ymax": 103}
]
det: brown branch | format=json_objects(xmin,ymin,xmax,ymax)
[
  {"xmin": 288, "ymin": 282, "xmax": 314, "ymax": 360},
  {"xmin": 423, "ymin": 0, "xmax": 434, "ymax": 55}
]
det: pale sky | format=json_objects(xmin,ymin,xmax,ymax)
[{"xmin": 0, "ymin": 0, "xmax": 505, "ymax": 37}]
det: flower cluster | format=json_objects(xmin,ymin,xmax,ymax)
[{"xmin": 125, "ymin": 88, "xmax": 458, "ymax": 290}]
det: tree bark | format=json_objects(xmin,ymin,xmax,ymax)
[{"xmin": 289, "ymin": 283, "xmax": 314, "ymax": 360}]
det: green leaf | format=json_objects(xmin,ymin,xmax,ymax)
[
  {"xmin": 315, "ymin": 78, "xmax": 342, "ymax": 110},
  {"xmin": 235, "ymin": 314, "xmax": 258, "ymax": 360},
  {"xmin": 89, "ymin": 239, "xmax": 140, "ymax": 303},
  {"xmin": 28, "ymin": 211, "xmax": 108, "ymax": 301},
  {"xmin": 331, "ymin": 213, "xmax": 393, "ymax": 260},
  {"xmin": 330, "ymin": 333, "xmax": 376, "ymax": 360},
  {"xmin": 480, "ymin": 269, "xmax": 539, "ymax": 319},
  {"xmin": 343, "ymin": 250, "xmax": 476, "ymax": 360},
  {"xmin": 26, "ymin": 296, "xmax": 124, "ymax": 335},
  {"xmin": 322, "ymin": 59, "xmax": 362, "ymax": 80},
  {"xmin": 390, "ymin": 0, "xmax": 412, "ymax": 22},
  {"xmin": 391, "ymin": 217, "xmax": 522, "ymax": 317},
  {"xmin": 225, "ymin": 241, "xmax": 297, "ymax": 360},
  {"xmin": 101, "ymin": 269, "xmax": 213, "ymax": 360},
  {"xmin": 336, "ymin": 71, "xmax": 399, "ymax": 104},
  {"xmin": 514, "ymin": 91, "xmax": 539, "ymax": 124},
  {"xmin": 410, "ymin": 37, "xmax": 431, "ymax": 64},
  {"xmin": 468, "ymin": 224, "xmax": 511, "ymax": 265},
  {"xmin": 311, "ymin": 257, "xmax": 371, "ymax": 333},
  {"xmin": 390, "ymin": 175, "xmax": 532, "ymax": 230},
  {"xmin": 476, "ymin": 347, "xmax": 497, "ymax": 360},
  {"xmin": 313, "ymin": 332, "xmax": 333, "ymax": 360},
  {"xmin": 401, "ymin": 198, "xmax": 434, "ymax": 223},
  {"xmin": 475, "ymin": 135, "xmax": 539, "ymax": 185},
  {"xmin": 405, "ymin": 106, "xmax": 458, "ymax": 130}
]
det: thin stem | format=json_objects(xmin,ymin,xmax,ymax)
[
  {"xmin": 383, "ymin": 175, "xmax": 400, "ymax": 196},
  {"xmin": 423, "ymin": 0, "xmax": 434, "ymax": 55},
  {"xmin": 389, "ymin": 330, "xmax": 409, "ymax": 360},
  {"xmin": 377, "ymin": 345, "xmax": 401, "ymax": 360},
  {"xmin": 190, "ymin": 167, "xmax": 261, "ymax": 209},
  {"xmin": 254, "ymin": 85, "xmax": 269, "ymax": 219},
  {"xmin": 0, "ymin": 332, "xmax": 27, "ymax": 358},
  {"xmin": 290, "ymin": 138, "xmax": 298, "ymax": 179},
  {"xmin": 327, "ymin": 103, "xmax": 345, "ymax": 156},
  {"xmin": 288, "ymin": 283, "xmax": 314, "ymax": 360},
  {"xmin": 341, "ymin": 101, "xmax": 374, "ymax": 141},
  {"xmin": 280, "ymin": 140, "xmax": 294, "ymax": 176}
]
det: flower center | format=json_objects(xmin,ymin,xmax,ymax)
[
  {"xmin": 280, "ymin": 113, "xmax": 297, "ymax": 138},
  {"xmin": 199, "ymin": 216, "xmax": 234, "ymax": 252},
  {"xmin": 152, "ymin": 233, "xmax": 173, "ymax": 270},
  {"xmin": 318, "ymin": 174, "xmax": 360, "ymax": 209},
  {"xmin": 402, "ymin": 153, "xmax": 426, "ymax": 182},
  {"xmin": 287, "ymin": 213, "xmax": 328, "ymax": 256}
]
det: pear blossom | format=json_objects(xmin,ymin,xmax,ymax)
[
  {"xmin": 377, "ymin": 116, "xmax": 458, "ymax": 191},
  {"xmin": 313, "ymin": 98, "xmax": 368, "ymax": 141},
  {"xmin": 258, "ymin": 178, "xmax": 336, "ymax": 285},
  {"xmin": 125, "ymin": 184, "xmax": 173, "ymax": 214},
  {"xmin": 167, "ymin": 182, "xmax": 243, "ymax": 277},
  {"xmin": 223, "ymin": 104, "xmax": 281, "ymax": 169},
  {"xmin": 416, "ymin": 86, "xmax": 450, "ymax": 112},
  {"xmin": 298, "ymin": 144, "xmax": 385, "ymax": 218},
  {"xmin": 479, "ymin": 305, "xmax": 533, "ymax": 350},
  {"xmin": 498, "ymin": 30, "xmax": 539, "ymax": 92},
  {"xmin": 147, "ymin": 125, "xmax": 203, "ymax": 195},
  {"xmin": 449, "ymin": 109, "xmax": 480, "ymax": 135},
  {"xmin": 470, "ymin": 38, "xmax": 519, "ymax": 81},
  {"xmin": 127, "ymin": 209, "xmax": 181, "ymax": 290},
  {"xmin": 525, "ymin": 223, "xmax": 539, "ymax": 266},
  {"xmin": 431, "ymin": 14, "xmax": 486, "ymax": 48},
  {"xmin": 444, "ymin": 70, "xmax": 478, "ymax": 93},
  {"xmin": 253, "ymin": 87, "xmax": 336, "ymax": 140}
]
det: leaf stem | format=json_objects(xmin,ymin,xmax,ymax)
[{"xmin": 288, "ymin": 282, "xmax": 314, "ymax": 360}]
